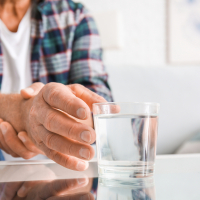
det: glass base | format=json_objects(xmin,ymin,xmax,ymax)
[
  {"xmin": 99, "ymin": 176, "xmax": 154, "ymax": 188},
  {"xmin": 98, "ymin": 164, "xmax": 154, "ymax": 179}
]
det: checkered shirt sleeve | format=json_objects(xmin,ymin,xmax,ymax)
[{"xmin": 68, "ymin": 6, "xmax": 113, "ymax": 102}]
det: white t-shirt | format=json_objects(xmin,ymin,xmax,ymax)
[
  {"xmin": 0, "ymin": 8, "xmax": 32, "ymax": 94},
  {"xmin": 0, "ymin": 8, "xmax": 46, "ymax": 161}
]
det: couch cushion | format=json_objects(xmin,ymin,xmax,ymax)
[
  {"xmin": 176, "ymin": 133, "xmax": 200, "ymax": 154},
  {"xmin": 107, "ymin": 66, "xmax": 200, "ymax": 154}
]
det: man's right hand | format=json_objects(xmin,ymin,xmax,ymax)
[
  {"xmin": 0, "ymin": 83, "xmax": 46, "ymax": 160},
  {"xmin": 20, "ymin": 83, "xmax": 106, "ymax": 171}
]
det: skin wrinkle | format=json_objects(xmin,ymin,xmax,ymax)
[
  {"xmin": 67, "ymin": 122, "xmax": 77, "ymax": 139},
  {"xmin": 44, "ymin": 110, "xmax": 57, "ymax": 132},
  {"xmin": 45, "ymin": 133, "xmax": 56, "ymax": 150}
]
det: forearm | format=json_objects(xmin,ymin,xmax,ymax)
[{"xmin": 0, "ymin": 93, "xmax": 25, "ymax": 132}]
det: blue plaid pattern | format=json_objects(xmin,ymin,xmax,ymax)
[
  {"xmin": 0, "ymin": 150, "xmax": 4, "ymax": 161},
  {"xmin": 0, "ymin": 0, "xmax": 112, "ymax": 101}
]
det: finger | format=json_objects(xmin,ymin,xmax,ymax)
[
  {"xmin": 68, "ymin": 84, "xmax": 107, "ymax": 110},
  {"xmin": 38, "ymin": 142, "xmax": 89, "ymax": 171},
  {"xmin": 21, "ymin": 82, "xmax": 45, "ymax": 99},
  {"xmin": 0, "ymin": 123, "xmax": 19, "ymax": 157},
  {"xmin": 41, "ymin": 178, "xmax": 89, "ymax": 199},
  {"xmin": 41, "ymin": 83, "xmax": 91, "ymax": 120},
  {"xmin": 0, "ymin": 132, "xmax": 10, "ymax": 155},
  {"xmin": 0, "ymin": 119, "xmax": 6, "ymax": 153},
  {"xmin": 1, "ymin": 122, "xmax": 37, "ymax": 159},
  {"xmin": 68, "ymin": 85, "xmax": 120, "ymax": 114},
  {"xmin": 36, "ymin": 105, "xmax": 96, "ymax": 144},
  {"xmin": 0, "ymin": 118, "xmax": 3, "ymax": 123},
  {"xmin": 37, "ymin": 126, "xmax": 95, "ymax": 161},
  {"xmin": 18, "ymin": 132, "xmax": 45, "ymax": 155},
  {"xmin": 17, "ymin": 181, "xmax": 40, "ymax": 198},
  {"xmin": 1, "ymin": 182, "xmax": 23, "ymax": 200}
]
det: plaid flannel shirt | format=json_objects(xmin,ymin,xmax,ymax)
[
  {"xmin": 0, "ymin": 0, "xmax": 113, "ymax": 101},
  {"xmin": 0, "ymin": 0, "xmax": 113, "ymax": 161}
]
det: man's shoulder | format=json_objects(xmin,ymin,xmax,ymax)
[{"xmin": 38, "ymin": 0, "xmax": 86, "ymax": 15}]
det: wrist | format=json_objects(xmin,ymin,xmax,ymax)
[{"xmin": 0, "ymin": 94, "xmax": 25, "ymax": 132}]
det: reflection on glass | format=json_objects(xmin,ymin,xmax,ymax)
[
  {"xmin": 131, "ymin": 116, "xmax": 158, "ymax": 163},
  {"xmin": 0, "ymin": 177, "xmax": 96, "ymax": 200},
  {"xmin": 97, "ymin": 177, "xmax": 156, "ymax": 200},
  {"xmin": 0, "ymin": 170, "xmax": 155, "ymax": 200}
]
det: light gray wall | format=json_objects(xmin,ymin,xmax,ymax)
[{"xmin": 74, "ymin": 0, "xmax": 166, "ymax": 67}]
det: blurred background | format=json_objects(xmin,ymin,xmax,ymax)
[{"xmin": 74, "ymin": 0, "xmax": 200, "ymax": 155}]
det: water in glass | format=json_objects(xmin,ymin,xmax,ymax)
[{"xmin": 94, "ymin": 114, "xmax": 158, "ymax": 177}]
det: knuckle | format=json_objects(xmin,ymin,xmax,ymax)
[
  {"xmin": 34, "ymin": 82, "xmax": 44, "ymax": 88},
  {"xmin": 70, "ymin": 83, "xmax": 82, "ymax": 92},
  {"xmin": 48, "ymin": 89, "xmax": 59, "ymax": 105},
  {"xmin": 44, "ymin": 111, "xmax": 57, "ymax": 130},
  {"xmin": 46, "ymin": 82, "xmax": 57, "ymax": 88},
  {"xmin": 45, "ymin": 83, "xmax": 59, "ymax": 104},
  {"xmin": 73, "ymin": 83, "xmax": 81, "ymax": 89},
  {"xmin": 68, "ymin": 123, "xmax": 79, "ymax": 138},
  {"xmin": 68, "ymin": 143, "xmax": 73, "ymax": 155},
  {"xmin": 64, "ymin": 156, "xmax": 70, "ymax": 168},
  {"xmin": 37, "ymin": 140, "xmax": 44, "ymax": 149},
  {"xmin": 65, "ymin": 97, "xmax": 75, "ymax": 113},
  {"xmin": 29, "ymin": 105, "xmax": 37, "ymax": 117},
  {"xmin": 51, "ymin": 151, "xmax": 60, "ymax": 162},
  {"xmin": 45, "ymin": 133, "xmax": 55, "ymax": 148},
  {"xmin": 46, "ymin": 148, "xmax": 57, "ymax": 160}
]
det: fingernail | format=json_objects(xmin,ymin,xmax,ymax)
[
  {"xmin": 17, "ymin": 185, "xmax": 26, "ymax": 197},
  {"xmin": 77, "ymin": 178, "xmax": 87, "ymax": 185},
  {"xmin": 80, "ymin": 194, "xmax": 90, "ymax": 200},
  {"xmin": 24, "ymin": 87, "xmax": 34, "ymax": 94},
  {"xmin": 18, "ymin": 135, "xmax": 26, "ymax": 143},
  {"xmin": 0, "ymin": 123, "xmax": 7, "ymax": 135},
  {"xmin": 79, "ymin": 148, "xmax": 90, "ymax": 159},
  {"xmin": 81, "ymin": 131, "xmax": 91, "ymax": 143},
  {"xmin": 77, "ymin": 108, "xmax": 87, "ymax": 119},
  {"xmin": 76, "ymin": 161, "xmax": 89, "ymax": 171}
]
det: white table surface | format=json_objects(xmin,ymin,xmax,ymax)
[{"xmin": 0, "ymin": 154, "xmax": 200, "ymax": 199}]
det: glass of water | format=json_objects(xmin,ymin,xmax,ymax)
[{"xmin": 93, "ymin": 102, "xmax": 159, "ymax": 178}]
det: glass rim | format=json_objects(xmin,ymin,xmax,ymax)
[{"xmin": 93, "ymin": 102, "xmax": 160, "ymax": 107}]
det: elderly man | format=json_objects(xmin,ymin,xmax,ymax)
[{"xmin": 0, "ymin": 0, "xmax": 112, "ymax": 171}]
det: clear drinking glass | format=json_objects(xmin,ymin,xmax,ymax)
[
  {"xmin": 97, "ymin": 177, "xmax": 155, "ymax": 200},
  {"xmin": 93, "ymin": 102, "xmax": 160, "ymax": 178}
]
